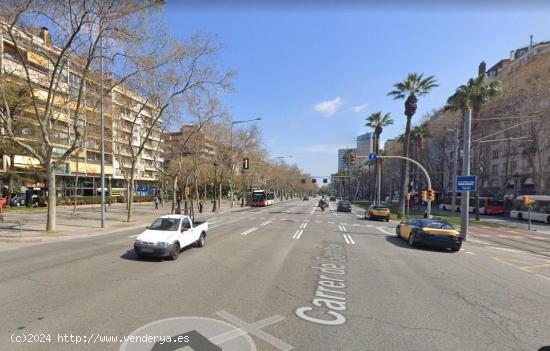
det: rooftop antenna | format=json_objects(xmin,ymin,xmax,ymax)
[{"xmin": 530, "ymin": 35, "xmax": 533, "ymax": 49}]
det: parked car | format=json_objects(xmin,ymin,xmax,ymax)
[
  {"xmin": 329, "ymin": 196, "xmax": 336, "ymax": 201},
  {"xmin": 396, "ymin": 218, "xmax": 462, "ymax": 252},
  {"xmin": 365, "ymin": 204, "xmax": 390, "ymax": 221},
  {"xmin": 303, "ymin": 195, "xmax": 309, "ymax": 201},
  {"xmin": 134, "ymin": 215, "xmax": 208, "ymax": 260},
  {"xmin": 337, "ymin": 200, "xmax": 351, "ymax": 212},
  {"xmin": 9, "ymin": 193, "xmax": 39, "ymax": 207}
]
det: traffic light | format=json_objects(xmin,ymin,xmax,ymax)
[
  {"xmin": 323, "ymin": 178, "xmax": 328, "ymax": 184},
  {"xmin": 428, "ymin": 189, "xmax": 436, "ymax": 201},
  {"xmin": 421, "ymin": 190, "xmax": 428, "ymax": 202},
  {"xmin": 349, "ymin": 153, "xmax": 357, "ymax": 165},
  {"xmin": 242, "ymin": 157, "xmax": 249, "ymax": 169},
  {"xmin": 523, "ymin": 196, "xmax": 534, "ymax": 205},
  {"xmin": 312, "ymin": 179, "xmax": 317, "ymax": 183}
]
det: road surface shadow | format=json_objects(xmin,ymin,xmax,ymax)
[
  {"xmin": 385, "ymin": 235, "xmax": 456, "ymax": 253},
  {"xmin": 120, "ymin": 249, "xmax": 163, "ymax": 262}
]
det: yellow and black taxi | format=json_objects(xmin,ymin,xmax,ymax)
[
  {"xmin": 365, "ymin": 204, "xmax": 391, "ymax": 221},
  {"xmin": 396, "ymin": 218, "xmax": 462, "ymax": 251}
]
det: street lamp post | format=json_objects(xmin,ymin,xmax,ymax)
[
  {"xmin": 230, "ymin": 117, "xmax": 261, "ymax": 208},
  {"xmin": 448, "ymin": 127, "xmax": 459, "ymax": 213}
]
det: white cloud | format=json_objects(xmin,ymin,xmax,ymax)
[
  {"xmin": 314, "ymin": 97, "xmax": 344, "ymax": 117},
  {"xmin": 352, "ymin": 103, "xmax": 368, "ymax": 113}
]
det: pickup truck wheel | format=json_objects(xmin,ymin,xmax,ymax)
[
  {"xmin": 169, "ymin": 243, "xmax": 180, "ymax": 260},
  {"xmin": 196, "ymin": 233, "xmax": 206, "ymax": 248}
]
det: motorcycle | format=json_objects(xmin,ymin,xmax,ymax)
[{"xmin": 318, "ymin": 200, "xmax": 328, "ymax": 211}]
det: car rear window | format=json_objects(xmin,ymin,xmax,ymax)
[
  {"xmin": 421, "ymin": 220, "xmax": 454, "ymax": 230},
  {"xmin": 373, "ymin": 206, "xmax": 389, "ymax": 210}
]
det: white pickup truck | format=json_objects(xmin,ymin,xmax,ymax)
[{"xmin": 133, "ymin": 215, "xmax": 208, "ymax": 260}]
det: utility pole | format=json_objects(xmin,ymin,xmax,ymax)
[
  {"xmin": 460, "ymin": 109, "xmax": 472, "ymax": 241},
  {"xmin": 450, "ymin": 127, "xmax": 459, "ymax": 212}
]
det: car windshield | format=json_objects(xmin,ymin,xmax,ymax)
[
  {"xmin": 148, "ymin": 218, "xmax": 180, "ymax": 231},
  {"xmin": 421, "ymin": 220, "xmax": 454, "ymax": 230}
]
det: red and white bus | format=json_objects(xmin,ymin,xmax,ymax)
[
  {"xmin": 251, "ymin": 190, "xmax": 275, "ymax": 207},
  {"xmin": 439, "ymin": 196, "xmax": 505, "ymax": 215},
  {"xmin": 510, "ymin": 195, "xmax": 550, "ymax": 223}
]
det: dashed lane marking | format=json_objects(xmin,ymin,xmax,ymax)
[
  {"xmin": 260, "ymin": 220, "xmax": 272, "ymax": 226},
  {"xmin": 292, "ymin": 230, "xmax": 304, "ymax": 240},
  {"xmin": 240, "ymin": 227, "xmax": 259, "ymax": 236}
]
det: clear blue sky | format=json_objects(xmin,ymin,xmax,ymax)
[{"xmin": 163, "ymin": 2, "xmax": 550, "ymax": 177}]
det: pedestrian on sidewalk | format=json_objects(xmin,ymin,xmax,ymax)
[
  {"xmin": 154, "ymin": 196, "xmax": 160, "ymax": 210},
  {"xmin": 0, "ymin": 197, "xmax": 6, "ymax": 222}
]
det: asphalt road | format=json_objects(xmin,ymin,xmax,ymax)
[{"xmin": 1, "ymin": 199, "xmax": 550, "ymax": 351}]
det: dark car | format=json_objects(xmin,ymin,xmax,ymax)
[
  {"xmin": 337, "ymin": 200, "xmax": 351, "ymax": 212},
  {"xmin": 329, "ymin": 196, "xmax": 336, "ymax": 201},
  {"xmin": 303, "ymin": 196, "xmax": 309, "ymax": 201},
  {"xmin": 396, "ymin": 218, "xmax": 462, "ymax": 251}
]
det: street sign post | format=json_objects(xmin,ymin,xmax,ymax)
[
  {"xmin": 456, "ymin": 176, "xmax": 477, "ymax": 192},
  {"xmin": 368, "ymin": 152, "xmax": 377, "ymax": 161}
]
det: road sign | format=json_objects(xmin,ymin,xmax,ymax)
[
  {"xmin": 456, "ymin": 176, "xmax": 477, "ymax": 192},
  {"xmin": 368, "ymin": 152, "xmax": 377, "ymax": 161}
]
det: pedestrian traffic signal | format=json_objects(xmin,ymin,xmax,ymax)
[
  {"xmin": 428, "ymin": 189, "xmax": 436, "ymax": 201},
  {"xmin": 349, "ymin": 153, "xmax": 357, "ymax": 165},
  {"xmin": 323, "ymin": 178, "xmax": 328, "ymax": 183},
  {"xmin": 312, "ymin": 179, "xmax": 317, "ymax": 183},
  {"xmin": 421, "ymin": 190, "xmax": 428, "ymax": 202},
  {"xmin": 242, "ymin": 157, "xmax": 249, "ymax": 169},
  {"xmin": 523, "ymin": 195, "xmax": 534, "ymax": 205}
]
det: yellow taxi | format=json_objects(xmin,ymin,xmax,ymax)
[
  {"xmin": 365, "ymin": 204, "xmax": 390, "ymax": 221},
  {"xmin": 396, "ymin": 218, "xmax": 462, "ymax": 251}
]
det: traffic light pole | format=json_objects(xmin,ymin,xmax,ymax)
[{"xmin": 374, "ymin": 155, "xmax": 433, "ymax": 218}]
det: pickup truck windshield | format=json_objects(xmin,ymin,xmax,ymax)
[{"xmin": 149, "ymin": 218, "xmax": 180, "ymax": 231}]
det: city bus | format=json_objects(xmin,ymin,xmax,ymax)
[
  {"xmin": 438, "ymin": 196, "xmax": 505, "ymax": 215},
  {"xmin": 510, "ymin": 195, "xmax": 550, "ymax": 224},
  {"xmin": 251, "ymin": 189, "xmax": 275, "ymax": 207}
]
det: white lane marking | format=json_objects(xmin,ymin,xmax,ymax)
[
  {"xmin": 377, "ymin": 227, "xmax": 393, "ymax": 235},
  {"xmin": 341, "ymin": 226, "xmax": 347, "ymax": 232},
  {"xmin": 315, "ymin": 220, "xmax": 321, "ymax": 223},
  {"xmin": 328, "ymin": 221, "xmax": 334, "ymax": 224},
  {"xmin": 343, "ymin": 234, "xmax": 350, "ymax": 244},
  {"xmin": 260, "ymin": 220, "xmax": 272, "ymax": 226},
  {"xmin": 259, "ymin": 217, "xmax": 266, "ymax": 220},
  {"xmin": 346, "ymin": 234, "xmax": 355, "ymax": 245},
  {"xmin": 128, "ymin": 234, "xmax": 139, "ymax": 237},
  {"xmin": 465, "ymin": 251, "xmax": 474, "ymax": 255},
  {"xmin": 338, "ymin": 225, "xmax": 343, "ymax": 232},
  {"xmin": 292, "ymin": 230, "xmax": 304, "ymax": 240},
  {"xmin": 241, "ymin": 227, "xmax": 259, "ymax": 236}
]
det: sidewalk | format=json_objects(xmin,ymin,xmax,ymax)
[{"xmin": 0, "ymin": 198, "xmax": 294, "ymax": 248}]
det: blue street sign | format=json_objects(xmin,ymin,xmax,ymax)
[
  {"xmin": 456, "ymin": 176, "xmax": 477, "ymax": 192},
  {"xmin": 368, "ymin": 152, "xmax": 377, "ymax": 161}
]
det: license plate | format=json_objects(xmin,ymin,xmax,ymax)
[{"xmin": 140, "ymin": 248, "xmax": 153, "ymax": 253}]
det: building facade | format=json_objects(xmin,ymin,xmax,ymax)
[
  {"xmin": 0, "ymin": 23, "xmax": 163, "ymax": 198},
  {"xmin": 356, "ymin": 132, "xmax": 373, "ymax": 158}
]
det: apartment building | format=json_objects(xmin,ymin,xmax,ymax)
[{"xmin": 0, "ymin": 23, "xmax": 163, "ymax": 197}]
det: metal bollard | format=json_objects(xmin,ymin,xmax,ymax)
[{"xmin": 19, "ymin": 221, "xmax": 22, "ymax": 241}]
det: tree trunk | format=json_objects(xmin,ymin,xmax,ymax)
[
  {"xmin": 46, "ymin": 160, "xmax": 57, "ymax": 232},
  {"xmin": 171, "ymin": 175, "xmax": 178, "ymax": 214},
  {"xmin": 127, "ymin": 162, "xmax": 135, "ymax": 222},
  {"xmin": 398, "ymin": 115, "xmax": 413, "ymax": 219}
]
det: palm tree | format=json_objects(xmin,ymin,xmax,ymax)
[
  {"xmin": 446, "ymin": 75, "xmax": 502, "ymax": 220},
  {"xmin": 409, "ymin": 122, "xmax": 431, "ymax": 189},
  {"xmin": 365, "ymin": 112, "xmax": 393, "ymax": 204},
  {"xmin": 388, "ymin": 73, "xmax": 438, "ymax": 218}
]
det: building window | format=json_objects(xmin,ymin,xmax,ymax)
[
  {"xmin": 492, "ymin": 149, "xmax": 499, "ymax": 159},
  {"xmin": 511, "ymin": 160, "xmax": 517, "ymax": 170},
  {"xmin": 491, "ymin": 165, "xmax": 498, "ymax": 175},
  {"xmin": 52, "ymin": 147, "xmax": 67, "ymax": 157},
  {"xmin": 21, "ymin": 127, "xmax": 31, "ymax": 135}
]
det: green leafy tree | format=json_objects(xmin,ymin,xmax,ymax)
[
  {"xmin": 446, "ymin": 75, "xmax": 502, "ymax": 219},
  {"xmin": 388, "ymin": 73, "xmax": 438, "ymax": 218}
]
